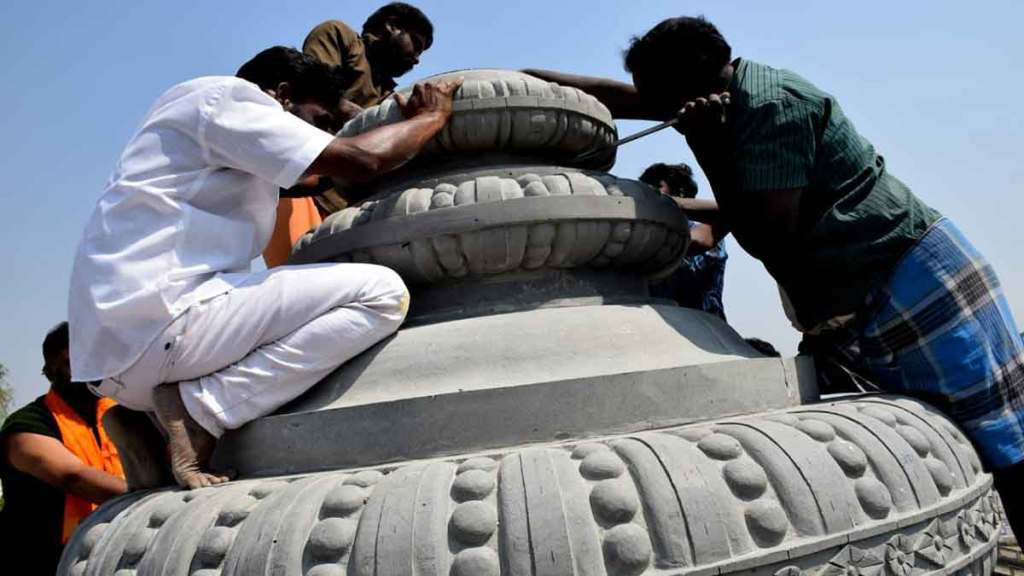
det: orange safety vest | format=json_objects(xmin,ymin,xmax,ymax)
[
  {"xmin": 263, "ymin": 197, "xmax": 323, "ymax": 268},
  {"xmin": 43, "ymin": 390, "xmax": 125, "ymax": 544}
]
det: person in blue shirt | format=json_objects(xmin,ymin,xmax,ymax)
[{"xmin": 641, "ymin": 163, "xmax": 728, "ymax": 321}]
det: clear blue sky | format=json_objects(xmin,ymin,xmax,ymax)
[{"xmin": 2, "ymin": 1, "xmax": 1022, "ymax": 407}]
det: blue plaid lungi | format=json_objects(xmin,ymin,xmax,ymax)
[{"xmin": 857, "ymin": 218, "xmax": 1024, "ymax": 468}]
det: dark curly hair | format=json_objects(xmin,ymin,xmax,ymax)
[
  {"xmin": 42, "ymin": 321, "xmax": 69, "ymax": 366},
  {"xmin": 236, "ymin": 46, "xmax": 344, "ymax": 107},
  {"xmin": 624, "ymin": 16, "xmax": 731, "ymax": 103},
  {"xmin": 639, "ymin": 163, "xmax": 699, "ymax": 198},
  {"xmin": 364, "ymin": 2, "xmax": 434, "ymax": 50}
]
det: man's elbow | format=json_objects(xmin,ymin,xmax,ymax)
[
  {"xmin": 354, "ymin": 152, "xmax": 384, "ymax": 178},
  {"xmin": 331, "ymin": 144, "xmax": 386, "ymax": 184},
  {"xmin": 56, "ymin": 466, "xmax": 90, "ymax": 492}
]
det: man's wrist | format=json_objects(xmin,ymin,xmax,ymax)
[{"xmin": 415, "ymin": 110, "xmax": 450, "ymax": 126}]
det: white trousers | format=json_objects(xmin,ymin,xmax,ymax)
[{"xmin": 95, "ymin": 263, "xmax": 408, "ymax": 437}]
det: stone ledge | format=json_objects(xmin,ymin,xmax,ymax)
[{"xmin": 213, "ymin": 356, "xmax": 813, "ymax": 477}]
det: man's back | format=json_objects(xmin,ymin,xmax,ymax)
[
  {"xmin": 651, "ymin": 239, "xmax": 728, "ymax": 320},
  {"xmin": 69, "ymin": 76, "xmax": 333, "ymax": 384},
  {"xmin": 303, "ymin": 20, "xmax": 393, "ymax": 108},
  {"xmin": 693, "ymin": 59, "xmax": 941, "ymax": 328}
]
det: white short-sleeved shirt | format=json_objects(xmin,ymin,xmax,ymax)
[{"xmin": 69, "ymin": 76, "xmax": 335, "ymax": 382}]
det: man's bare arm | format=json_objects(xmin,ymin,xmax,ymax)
[
  {"xmin": 6, "ymin": 432, "xmax": 127, "ymax": 504},
  {"xmin": 521, "ymin": 69, "xmax": 668, "ymax": 121},
  {"xmin": 302, "ymin": 79, "xmax": 462, "ymax": 203},
  {"xmin": 698, "ymin": 186, "xmax": 804, "ymax": 261},
  {"xmin": 671, "ymin": 197, "xmax": 723, "ymax": 225},
  {"xmin": 687, "ymin": 221, "xmax": 731, "ymax": 257}
]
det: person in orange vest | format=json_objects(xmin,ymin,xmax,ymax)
[{"xmin": 0, "ymin": 322, "xmax": 126, "ymax": 574}]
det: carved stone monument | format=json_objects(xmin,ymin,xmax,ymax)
[{"xmin": 59, "ymin": 71, "xmax": 1000, "ymax": 576}]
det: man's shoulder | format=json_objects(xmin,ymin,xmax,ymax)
[
  {"xmin": 734, "ymin": 59, "xmax": 830, "ymax": 111},
  {"xmin": 166, "ymin": 76, "xmax": 253, "ymax": 96},
  {"xmin": 1, "ymin": 395, "xmax": 59, "ymax": 440},
  {"xmin": 150, "ymin": 76, "xmax": 253, "ymax": 111},
  {"xmin": 154, "ymin": 77, "xmax": 276, "ymax": 122},
  {"xmin": 307, "ymin": 19, "xmax": 360, "ymax": 43}
]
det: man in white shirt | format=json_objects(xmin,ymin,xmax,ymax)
[{"xmin": 69, "ymin": 47, "xmax": 460, "ymax": 489}]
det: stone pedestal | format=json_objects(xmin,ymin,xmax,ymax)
[{"xmin": 58, "ymin": 70, "xmax": 999, "ymax": 576}]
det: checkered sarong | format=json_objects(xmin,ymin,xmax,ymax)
[{"xmin": 858, "ymin": 218, "xmax": 1024, "ymax": 468}]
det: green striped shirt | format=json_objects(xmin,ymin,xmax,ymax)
[{"xmin": 689, "ymin": 59, "xmax": 941, "ymax": 329}]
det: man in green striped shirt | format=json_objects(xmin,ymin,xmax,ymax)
[{"xmin": 526, "ymin": 16, "xmax": 1024, "ymax": 538}]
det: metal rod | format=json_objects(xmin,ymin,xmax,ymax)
[
  {"xmin": 575, "ymin": 116, "xmax": 680, "ymax": 162},
  {"xmin": 612, "ymin": 116, "xmax": 680, "ymax": 146}
]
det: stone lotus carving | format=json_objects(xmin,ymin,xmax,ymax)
[
  {"xmin": 60, "ymin": 398, "xmax": 1000, "ymax": 576},
  {"xmin": 339, "ymin": 70, "xmax": 619, "ymax": 172},
  {"xmin": 291, "ymin": 168, "xmax": 689, "ymax": 284}
]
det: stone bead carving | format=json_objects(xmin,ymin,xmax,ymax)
[
  {"xmin": 829, "ymin": 439, "xmax": 869, "ymax": 478},
  {"xmin": 745, "ymin": 500, "xmax": 790, "ymax": 547},
  {"xmin": 723, "ymin": 459, "xmax": 769, "ymax": 500},
  {"xmin": 450, "ymin": 546, "xmax": 500, "ymax": 576},
  {"xmin": 451, "ymin": 468, "xmax": 495, "ymax": 502},
  {"xmin": 59, "ymin": 397, "xmax": 1001, "ymax": 576},
  {"xmin": 450, "ymin": 500, "xmax": 497, "ymax": 545},
  {"xmin": 854, "ymin": 477, "xmax": 894, "ymax": 519},
  {"xmin": 339, "ymin": 69, "xmax": 618, "ymax": 171},
  {"xmin": 571, "ymin": 442, "xmax": 611, "ymax": 459},
  {"xmin": 603, "ymin": 523, "xmax": 653, "ymax": 575},
  {"xmin": 697, "ymin": 431, "xmax": 745, "ymax": 460},
  {"xmin": 580, "ymin": 449, "xmax": 626, "ymax": 480},
  {"xmin": 590, "ymin": 479, "xmax": 640, "ymax": 523},
  {"xmin": 308, "ymin": 518, "xmax": 356, "ymax": 560},
  {"xmin": 456, "ymin": 456, "xmax": 498, "ymax": 473},
  {"xmin": 321, "ymin": 484, "xmax": 366, "ymax": 517},
  {"xmin": 291, "ymin": 169, "xmax": 688, "ymax": 283}
]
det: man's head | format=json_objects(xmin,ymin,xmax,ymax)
[
  {"xmin": 237, "ymin": 46, "xmax": 351, "ymax": 132},
  {"xmin": 42, "ymin": 321, "xmax": 71, "ymax": 386},
  {"xmin": 624, "ymin": 16, "xmax": 732, "ymax": 117},
  {"xmin": 639, "ymin": 163, "xmax": 699, "ymax": 199},
  {"xmin": 362, "ymin": 2, "xmax": 434, "ymax": 80}
]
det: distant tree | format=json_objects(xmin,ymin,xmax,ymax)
[
  {"xmin": 0, "ymin": 362, "xmax": 12, "ymax": 422},
  {"xmin": 0, "ymin": 362, "xmax": 9, "ymax": 509}
]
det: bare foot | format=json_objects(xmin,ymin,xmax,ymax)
[{"xmin": 152, "ymin": 384, "xmax": 232, "ymax": 489}]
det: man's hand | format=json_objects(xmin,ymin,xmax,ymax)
[
  {"xmin": 675, "ymin": 92, "xmax": 731, "ymax": 135},
  {"xmin": 394, "ymin": 78, "xmax": 463, "ymax": 120},
  {"xmin": 280, "ymin": 174, "xmax": 334, "ymax": 198},
  {"xmin": 305, "ymin": 78, "xmax": 462, "ymax": 197},
  {"xmin": 336, "ymin": 97, "xmax": 364, "ymax": 127},
  {"xmin": 687, "ymin": 221, "xmax": 732, "ymax": 258}
]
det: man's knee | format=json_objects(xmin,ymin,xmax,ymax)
[{"xmin": 360, "ymin": 265, "xmax": 410, "ymax": 323}]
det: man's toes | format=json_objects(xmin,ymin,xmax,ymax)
[{"xmin": 184, "ymin": 473, "xmax": 211, "ymax": 490}]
